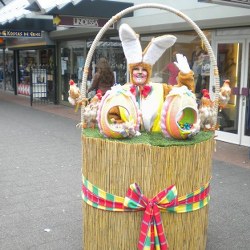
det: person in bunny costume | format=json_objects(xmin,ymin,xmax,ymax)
[{"xmin": 108, "ymin": 23, "xmax": 195, "ymax": 132}]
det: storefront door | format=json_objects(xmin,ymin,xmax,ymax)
[
  {"xmin": 214, "ymin": 37, "xmax": 250, "ymax": 146},
  {"xmin": 60, "ymin": 42, "xmax": 85, "ymax": 103}
]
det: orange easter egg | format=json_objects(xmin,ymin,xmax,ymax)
[{"xmin": 161, "ymin": 86, "xmax": 199, "ymax": 140}]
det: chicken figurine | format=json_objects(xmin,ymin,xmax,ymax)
[
  {"xmin": 219, "ymin": 79, "xmax": 231, "ymax": 112},
  {"xmin": 199, "ymin": 89, "xmax": 217, "ymax": 131},
  {"xmin": 68, "ymin": 79, "xmax": 89, "ymax": 112},
  {"xmin": 68, "ymin": 79, "xmax": 80, "ymax": 106},
  {"xmin": 82, "ymin": 91, "xmax": 102, "ymax": 128}
]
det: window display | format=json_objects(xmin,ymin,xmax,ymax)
[
  {"xmin": 143, "ymin": 30, "xmax": 212, "ymax": 99},
  {"xmin": 18, "ymin": 50, "xmax": 37, "ymax": 95},
  {"xmin": 18, "ymin": 48, "xmax": 55, "ymax": 100},
  {"xmin": 5, "ymin": 51, "xmax": 14, "ymax": 91},
  {"xmin": 59, "ymin": 38, "xmax": 127, "ymax": 103}
]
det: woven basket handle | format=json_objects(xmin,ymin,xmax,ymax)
[{"xmin": 80, "ymin": 3, "xmax": 220, "ymax": 125}]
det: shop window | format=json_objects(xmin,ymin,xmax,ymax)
[
  {"xmin": 18, "ymin": 50, "xmax": 37, "ymax": 86},
  {"xmin": 40, "ymin": 49, "xmax": 55, "ymax": 101},
  {"xmin": 60, "ymin": 47, "xmax": 73, "ymax": 102},
  {"xmin": 4, "ymin": 50, "xmax": 14, "ymax": 91},
  {"xmin": 87, "ymin": 38, "xmax": 127, "ymax": 86},
  {"xmin": 18, "ymin": 49, "xmax": 56, "ymax": 102},
  {"xmin": 59, "ymin": 38, "xmax": 127, "ymax": 103},
  {"xmin": 141, "ymin": 30, "xmax": 212, "ymax": 99},
  {"xmin": 60, "ymin": 45, "xmax": 85, "ymax": 102},
  {"xmin": 217, "ymin": 42, "xmax": 242, "ymax": 133},
  {"xmin": 0, "ymin": 49, "xmax": 3, "ymax": 89}
]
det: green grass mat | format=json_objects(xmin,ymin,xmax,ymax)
[{"xmin": 82, "ymin": 128, "xmax": 214, "ymax": 147}]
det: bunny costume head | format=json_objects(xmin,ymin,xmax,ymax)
[{"xmin": 119, "ymin": 23, "xmax": 177, "ymax": 85}]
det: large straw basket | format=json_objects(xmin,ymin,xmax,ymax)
[{"xmin": 81, "ymin": 3, "xmax": 220, "ymax": 250}]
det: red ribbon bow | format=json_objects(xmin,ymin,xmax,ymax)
[
  {"xmin": 130, "ymin": 85, "xmax": 152, "ymax": 98},
  {"xmin": 125, "ymin": 183, "xmax": 178, "ymax": 250},
  {"xmin": 82, "ymin": 176, "xmax": 210, "ymax": 250}
]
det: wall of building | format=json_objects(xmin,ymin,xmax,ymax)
[{"xmin": 117, "ymin": 0, "xmax": 250, "ymax": 34}]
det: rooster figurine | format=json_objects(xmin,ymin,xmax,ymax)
[
  {"xmin": 199, "ymin": 89, "xmax": 217, "ymax": 131},
  {"xmin": 68, "ymin": 79, "xmax": 88, "ymax": 112},
  {"xmin": 68, "ymin": 79, "xmax": 80, "ymax": 106},
  {"xmin": 219, "ymin": 79, "xmax": 231, "ymax": 112}
]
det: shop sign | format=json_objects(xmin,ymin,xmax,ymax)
[
  {"xmin": 0, "ymin": 30, "xmax": 41, "ymax": 38},
  {"xmin": 198, "ymin": 0, "xmax": 250, "ymax": 8},
  {"xmin": 53, "ymin": 15, "xmax": 114, "ymax": 29},
  {"xmin": 87, "ymin": 41, "xmax": 122, "ymax": 48}
]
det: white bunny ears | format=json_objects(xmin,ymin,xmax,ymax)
[{"xmin": 119, "ymin": 23, "xmax": 177, "ymax": 66}]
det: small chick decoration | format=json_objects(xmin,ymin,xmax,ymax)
[
  {"xmin": 219, "ymin": 79, "xmax": 231, "ymax": 111},
  {"xmin": 67, "ymin": 78, "xmax": 102, "ymax": 129},
  {"xmin": 82, "ymin": 91, "xmax": 102, "ymax": 129},
  {"xmin": 199, "ymin": 89, "xmax": 217, "ymax": 131}
]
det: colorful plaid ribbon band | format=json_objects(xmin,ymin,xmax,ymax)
[{"xmin": 82, "ymin": 175, "xmax": 210, "ymax": 250}]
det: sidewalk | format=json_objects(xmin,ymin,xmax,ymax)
[
  {"xmin": 0, "ymin": 92, "xmax": 83, "ymax": 250},
  {"xmin": 0, "ymin": 91, "xmax": 81, "ymax": 122},
  {"xmin": 1, "ymin": 90, "xmax": 249, "ymax": 168}
]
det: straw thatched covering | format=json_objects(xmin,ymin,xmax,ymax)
[{"xmin": 82, "ymin": 134, "xmax": 214, "ymax": 250}]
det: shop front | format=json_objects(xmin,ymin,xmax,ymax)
[
  {"xmin": 46, "ymin": 0, "xmax": 134, "ymax": 104},
  {"xmin": 140, "ymin": 27, "xmax": 249, "ymax": 146},
  {"xmin": 58, "ymin": 37, "xmax": 127, "ymax": 104},
  {"xmin": 17, "ymin": 47, "xmax": 55, "ymax": 101},
  {"xmin": 4, "ymin": 34, "xmax": 57, "ymax": 103},
  {"xmin": 139, "ymin": 30, "xmax": 212, "ymax": 97},
  {"xmin": 213, "ymin": 28, "xmax": 250, "ymax": 146}
]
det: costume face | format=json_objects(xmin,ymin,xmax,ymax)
[{"xmin": 132, "ymin": 65, "xmax": 148, "ymax": 86}]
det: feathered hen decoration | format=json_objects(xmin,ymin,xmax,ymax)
[
  {"xmin": 68, "ymin": 79, "xmax": 80, "ymax": 106},
  {"xmin": 219, "ymin": 79, "xmax": 231, "ymax": 112},
  {"xmin": 199, "ymin": 89, "xmax": 217, "ymax": 131}
]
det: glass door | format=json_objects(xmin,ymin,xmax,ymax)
[
  {"xmin": 214, "ymin": 38, "xmax": 250, "ymax": 146},
  {"xmin": 59, "ymin": 41, "xmax": 86, "ymax": 103},
  {"xmin": 241, "ymin": 41, "xmax": 250, "ymax": 146},
  {"xmin": 60, "ymin": 47, "xmax": 71, "ymax": 102}
]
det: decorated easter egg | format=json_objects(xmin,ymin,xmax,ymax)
[
  {"xmin": 96, "ymin": 84, "xmax": 141, "ymax": 139},
  {"xmin": 161, "ymin": 86, "xmax": 199, "ymax": 140}
]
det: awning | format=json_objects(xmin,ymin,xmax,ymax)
[{"xmin": 0, "ymin": 0, "xmax": 133, "ymax": 29}]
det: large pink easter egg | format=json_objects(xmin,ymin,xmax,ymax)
[{"xmin": 161, "ymin": 86, "xmax": 199, "ymax": 140}]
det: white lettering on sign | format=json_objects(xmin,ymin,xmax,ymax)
[
  {"xmin": 7, "ymin": 31, "xmax": 23, "ymax": 36},
  {"xmin": 73, "ymin": 18, "xmax": 99, "ymax": 27},
  {"xmin": 0, "ymin": 30, "xmax": 41, "ymax": 38},
  {"xmin": 30, "ymin": 32, "xmax": 41, "ymax": 37}
]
